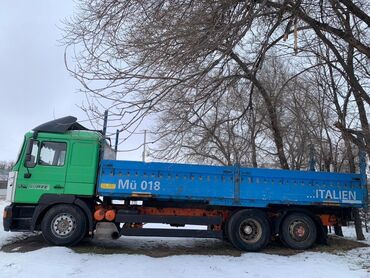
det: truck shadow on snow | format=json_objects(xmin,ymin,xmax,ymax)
[{"xmin": 1, "ymin": 234, "xmax": 368, "ymax": 257}]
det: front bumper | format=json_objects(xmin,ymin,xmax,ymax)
[
  {"xmin": 2, "ymin": 204, "xmax": 35, "ymax": 232},
  {"xmin": 3, "ymin": 205, "xmax": 13, "ymax": 231}
]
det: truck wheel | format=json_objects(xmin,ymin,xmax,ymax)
[
  {"xmin": 227, "ymin": 210, "xmax": 270, "ymax": 251},
  {"xmin": 280, "ymin": 212, "xmax": 317, "ymax": 250},
  {"xmin": 41, "ymin": 204, "xmax": 87, "ymax": 246}
]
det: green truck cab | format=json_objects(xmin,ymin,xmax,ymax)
[{"xmin": 11, "ymin": 130, "xmax": 100, "ymax": 204}]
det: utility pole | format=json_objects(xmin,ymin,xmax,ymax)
[
  {"xmin": 142, "ymin": 129, "xmax": 147, "ymax": 162},
  {"xmin": 102, "ymin": 110, "xmax": 108, "ymax": 136},
  {"xmin": 114, "ymin": 129, "xmax": 119, "ymax": 153}
]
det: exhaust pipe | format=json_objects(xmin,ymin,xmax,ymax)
[{"xmin": 111, "ymin": 231, "xmax": 120, "ymax": 240}]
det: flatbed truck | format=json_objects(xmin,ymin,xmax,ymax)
[{"xmin": 3, "ymin": 117, "xmax": 368, "ymax": 251}]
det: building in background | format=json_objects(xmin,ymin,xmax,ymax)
[{"xmin": 0, "ymin": 169, "xmax": 8, "ymax": 196}]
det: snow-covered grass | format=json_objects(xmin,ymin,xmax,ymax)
[
  {"xmin": 342, "ymin": 226, "xmax": 370, "ymax": 245},
  {"xmin": 0, "ymin": 200, "xmax": 369, "ymax": 278}
]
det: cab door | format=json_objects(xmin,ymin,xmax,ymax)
[{"xmin": 15, "ymin": 139, "xmax": 68, "ymax": 204}]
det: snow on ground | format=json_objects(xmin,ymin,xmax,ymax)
[
  {"xmin": 342, "ymin": 226, "xmax": 370, "ymax": 245},
  {"xmin": 0, "ymin": 200, "xmax": 369, "ymax": 278}
]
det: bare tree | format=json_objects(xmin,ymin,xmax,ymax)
[
  {"xmin": 150, "ymin": 80, "xmax": 269, "ymax": 166},
  {"xmin": 62, "ymin": 0, "xmax": 369, "ymax": 168},
  {"xmin": 0, "ymin": 161, "xmax": 14, "ymax": 171}
]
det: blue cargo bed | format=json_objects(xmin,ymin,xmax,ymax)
[{"xmin": 97, "ymin": 160, "xmax": 367, "ymax": 208}]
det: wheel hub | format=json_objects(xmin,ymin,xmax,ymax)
[
  {"xmin": 289, "ymin": 220, "xmax": 309, "ymax": 242},
  {"xmin": 243, "ymin": 225, "xmax": 253, "ymax": 235},
  {"xmin": 239, "ymin": 219, "xmax": 262, "ymax": 244},
  {"xmin": 294, "ymin": 225, "xmax": 306, "ymax": 237},
  {"xmin": 51, "ymin": 213, "xmax": 76, "ymax": 238}
]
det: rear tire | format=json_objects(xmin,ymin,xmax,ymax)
[
  {"xmin": 227, "ymin": 209, "xmax": 271, "ymax": 252},
  {"xmin": 222, "ymin": 217, "xmax": 230, "ymax": 242},
  {"xmin": 41, "ymin": 204, "xmax": 87, "ymax": 246},
  {"xmin": 280, "ymin": 212, "xmax": 317, "ymax": 250}
]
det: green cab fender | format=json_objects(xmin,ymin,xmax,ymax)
[{"xmin": 31, "ymin": 194, "xmax": 94, "ymax": 233}]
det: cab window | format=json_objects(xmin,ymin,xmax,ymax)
[{"xmin": 39, "ymin": 142, "xmax": 67, "ymax": 166}]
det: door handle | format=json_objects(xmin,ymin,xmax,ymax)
[{"xmin": 54, "ymin": 185, "xmax": 64, "ymax": 189}]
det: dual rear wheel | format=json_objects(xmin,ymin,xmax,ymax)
[
  {"xmin": 226, "ymin": 210, "xmax": 317, "ymax": 251},
  {"xmin": 279, "ymin": 212, "xmax": 317, "ymax": 250},
  {"xmin": 227, "ymin": 210, "xmax": 271, "ymax": 251}
]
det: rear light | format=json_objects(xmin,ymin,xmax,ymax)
[
  {"xmin": 105, "ymin": 209, "xmax": 116, "ymax": 221},
  {"xmin": 94, "ymin": 208, "xmax": 106, "ymax": 221}
]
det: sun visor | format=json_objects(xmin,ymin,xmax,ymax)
[{"xmin": 32, "ymin": 116, "xmax": 88, "ymax": 133}]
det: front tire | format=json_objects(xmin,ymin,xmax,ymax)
[
  {"xmin": 227, "ymin": 209, "xmax": 271, "ymax": 252},
  {"xmin": 280, "ymin": 212, "xmax": 317, "ymax": 250},
  {"xmin": 41, "ymin": 204, "xmax": 87, "ymax": 246}
]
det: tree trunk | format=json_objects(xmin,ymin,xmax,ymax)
[
  {"xmin": 353, "ymin": 208, "xmax": 365, "ymax": 240},
  {"xmin": 344, "ymin": 138, "xmax": 365, "ymax": 240},
  {"xmin": 251, "ymin": 134, "xmax": 258, "ymax": 168},
  {"xmin": 250, "ymin": 113, "xmax": 258, "ymax": 168},
  {"xmin": 229, "ymin": 51, "xmax": 289, "ymax": 169}
]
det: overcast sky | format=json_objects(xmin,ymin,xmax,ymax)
[{"xmin": 0, "ymin": 1, "xmax": 143, "ymax": 162}]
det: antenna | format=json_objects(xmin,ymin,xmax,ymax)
[{"xmin": 142, "ymin": 129, "xmax": 147, "ymax": 162}]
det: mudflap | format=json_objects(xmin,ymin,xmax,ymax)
[{"xmin": 316, "ymin": 223, "xmax": 328, "ymax": 245}]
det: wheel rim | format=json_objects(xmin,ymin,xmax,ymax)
[
  {"xmin": 238, "ymin": 218, "xmax": 262, "ymax": 244},
  {"xmin": 288, "ymin": 220, "xmax": 309, "ymax": 242},
  {"xmin": 51, "ymin": 213, "xmax": 77, "ymax": 238}
]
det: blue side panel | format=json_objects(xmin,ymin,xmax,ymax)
[{"xmin": 97, "ymin": 160, "xmax": 367, "ymax": 208}]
